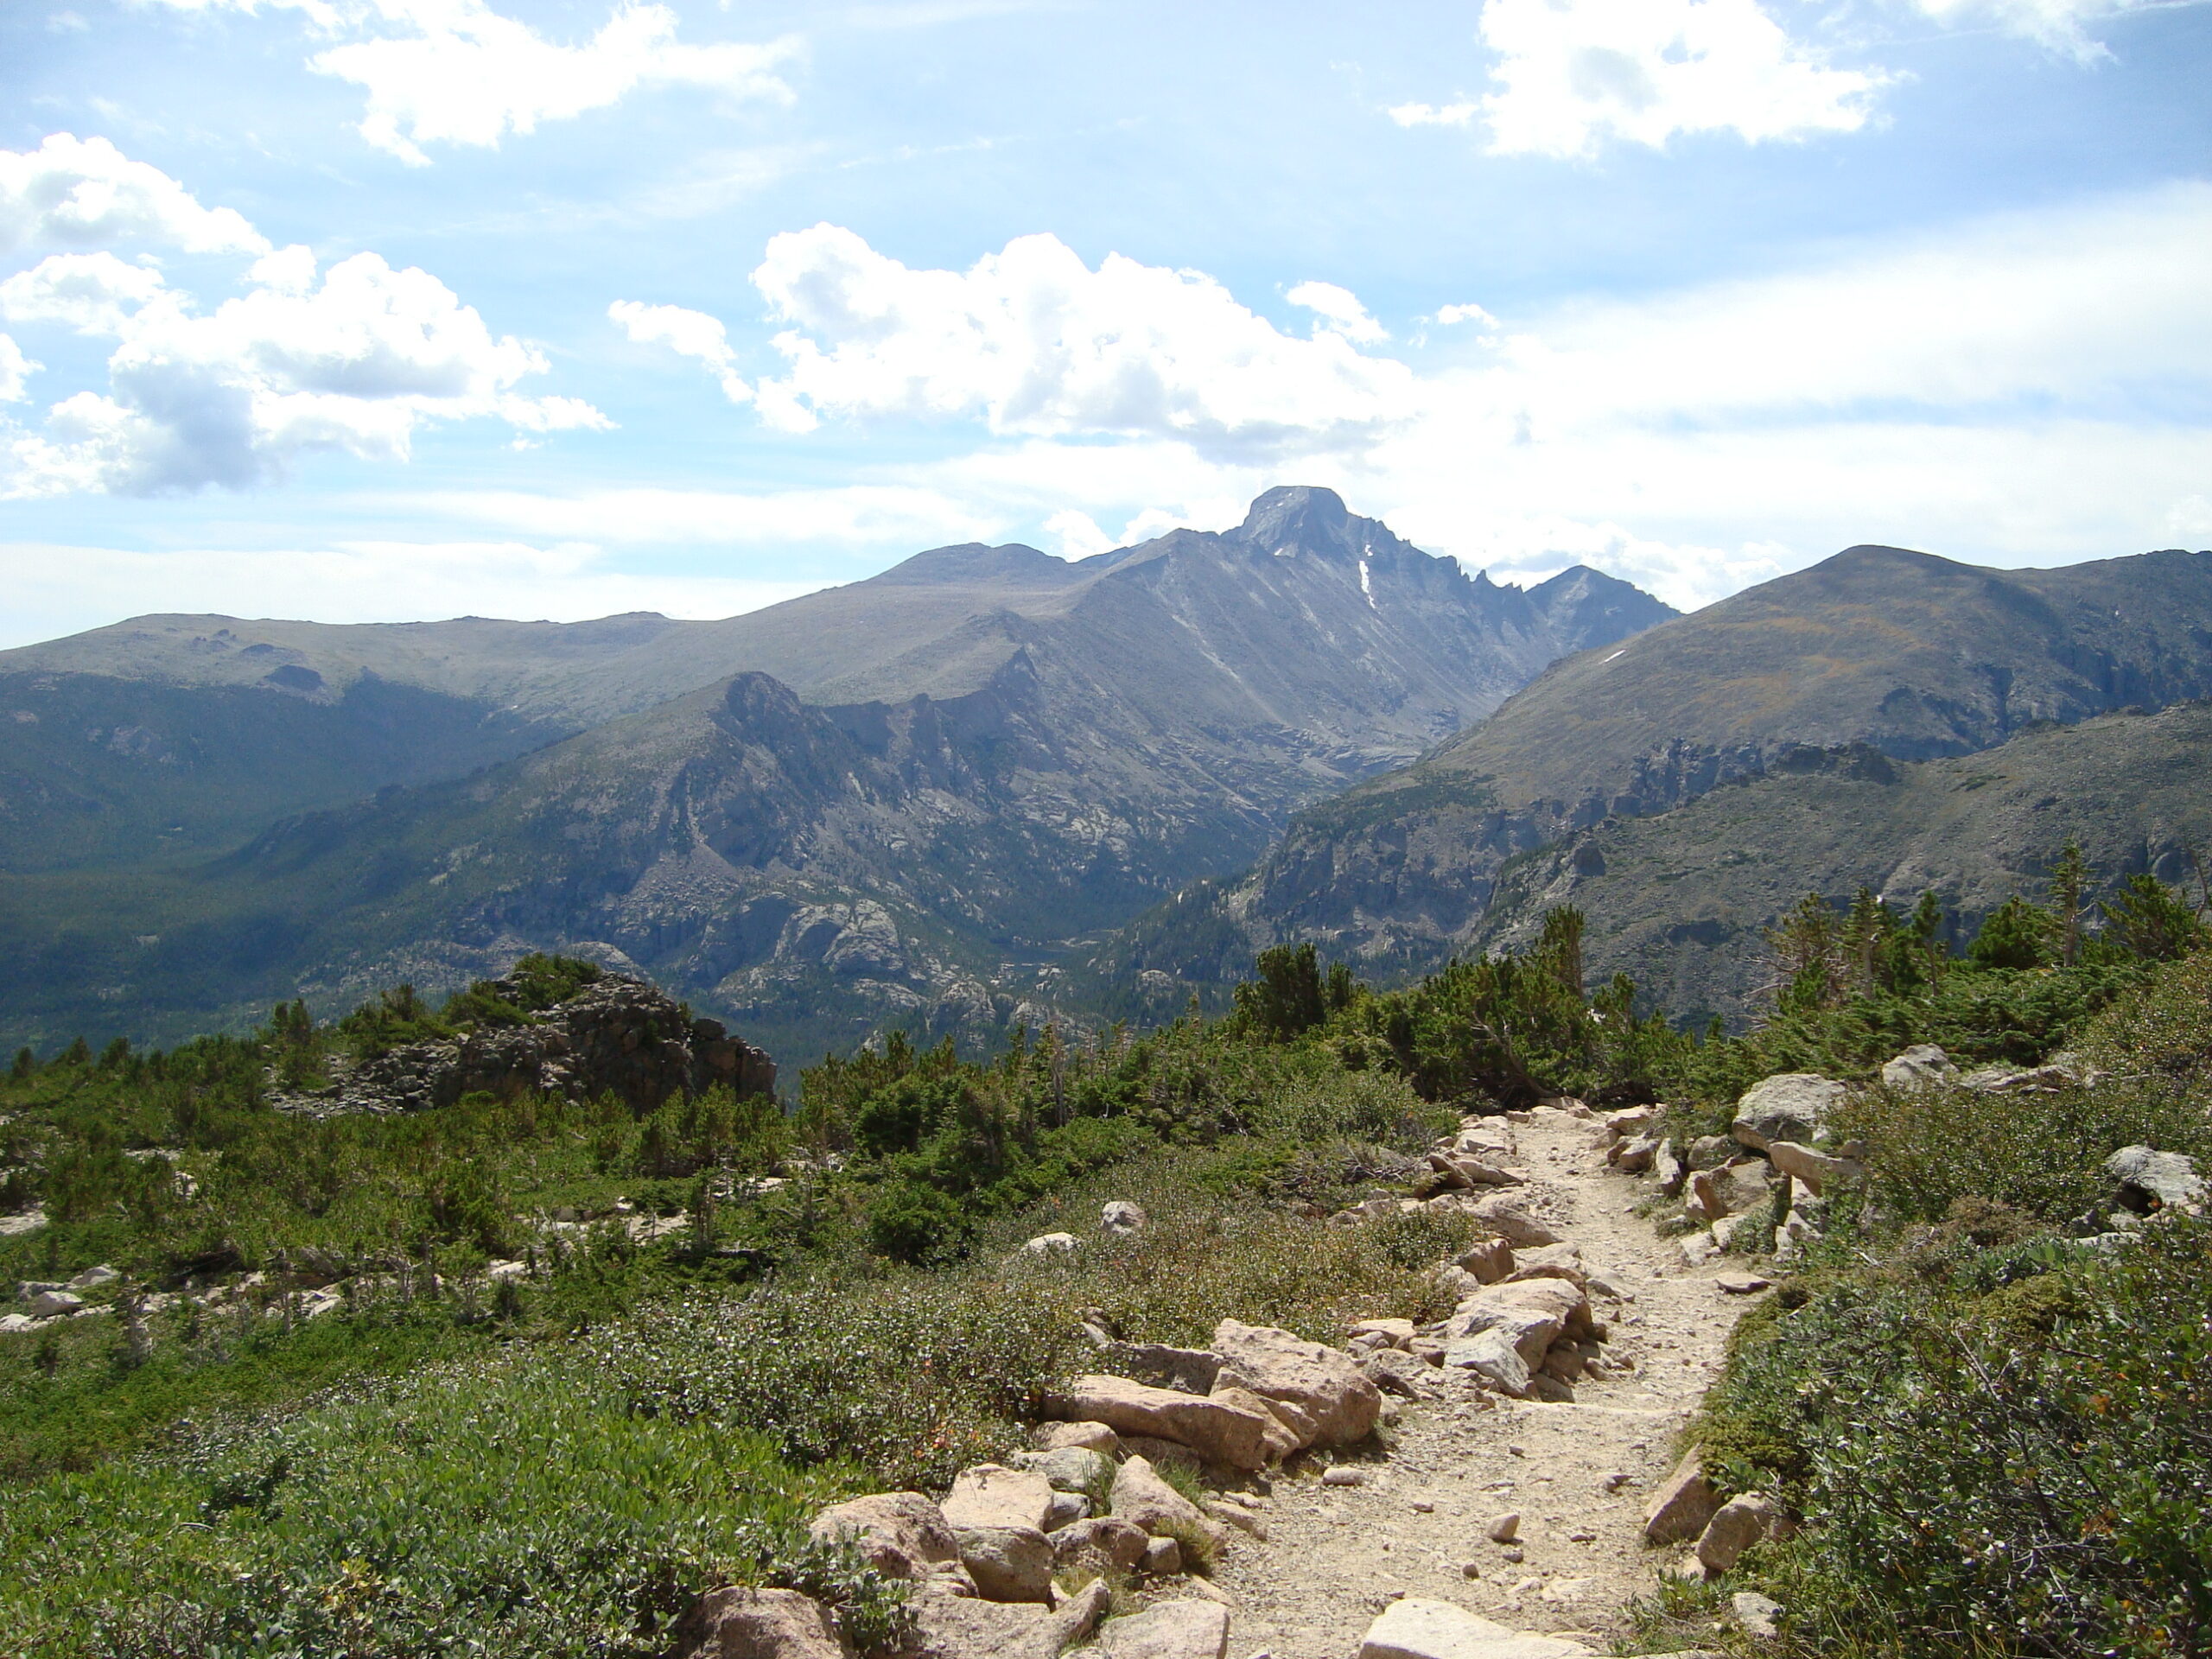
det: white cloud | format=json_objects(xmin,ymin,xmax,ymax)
[
  {"xmin": 744, "ymin": 226, "xmax": 1416, "ymax": 454},
  {"xmin": 1908, "ymin": 0, "xmax": 2157, "ymax": 62},
  {"xmin": 0, "ymin": 335, "xmax": 36, "ymax": 403},
  {"xmin": 302, "ymin": 1, "xmax": 801, "ymax": 165},
  {"xmin": 0, "ymin": 133, "xmax": 269, "ymax": 256},
  {"xmin": 5, "ymin": 248, "xmax": 607, "ymax": 497},
  {"xmin": 1431, "ymin": 302, "xmax": 1501, "ymax": 330},
  {"xmin": 1395, "ymin": 0, "xmax": 1886, "ymax": 158},
  {"xmin": 607, "ymin": 298, "xmax": 752, "ymax": 402},
  {"xmin": 0, "ymin": 252, "xmax": 170, "ymax": 336},
  {"xmin": 1287, "ymin": 280, "xmax": 1389, "ymax": 344}
]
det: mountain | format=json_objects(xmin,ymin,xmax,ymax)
[
  {"xmin": 1085, "ymin": 543, "xmax": 2212, "ymax": 1019},
  {"xmin": 0, "ymin": 487, "xmax": 1674, "ymax": 1057}
]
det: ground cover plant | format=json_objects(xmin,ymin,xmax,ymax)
[{"xmin": 3, "ymin": 860, "xmax": 2205, "ymax": 1656}]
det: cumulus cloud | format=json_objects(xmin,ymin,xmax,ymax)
[
  {"xmin": 607, "ymin": 298, "xmax": 751, "ymax": 402},
  {"xmin": 1287, "ymin": 280, "xmax": 1389, "ymax": 343},
  {"xmin": 0, "ymin": 335, "xmax": 35, "ymax": 403},
  {"xmin": 0, "ymin": 136, "xmax": 607, "ymax": 498},
  {"xmin": 741, "ymin": 226, "xmax": 1415, "ymax": 454},
  {"xmin": 0, "ymin": 252, "xmax": 170, "ymax": 336},
  {"xmin": 0, "ymin": 132, "xmax": 269, "ymax": 256},
  {"xmin": 1391, "ymin": 0, "xmax": 1884, "ymax": 158},
  {"xmin": 138, "ymin": 0, "xmax": 799, "ymax": 163}
]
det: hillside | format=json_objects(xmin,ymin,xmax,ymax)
[
  {"xmin": 0, "ymin": 488, "xmax": 1671, "ymax": 1057},
  {"xmin": 1087, "ymin": 543, "xmax": 2212, "ymax": 1018}
]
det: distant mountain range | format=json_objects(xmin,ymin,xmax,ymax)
[
  {"xmin": 0, "ymin": 486, "xmax": 1671, "ymax": 1057},
  {"xmin": 1085, "ymin": 543, "xmax": 2212, "ymax": 1024}
]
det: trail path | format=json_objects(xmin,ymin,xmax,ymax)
[{"xmin": 1210, "ymin": 1105, "xmax": 1761, "ymax": 1657}]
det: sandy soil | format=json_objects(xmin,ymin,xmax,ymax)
[{"xmin": 1205, "ymin": 1105, "xmax": 1763, "ymax": 1658}]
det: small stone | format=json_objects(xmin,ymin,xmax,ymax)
[
  {"xmin": 1716, "ymin": 1274, "xmax": 1773, "ymax": 1295},
  {"xmin": 1459, "ymin": 1560, "xmax": 1483, "ymax": 1580},
  {"xmin": 1322, "ymin": 1466, "xmax": 1365, "ymax": 1486},
  {"xmin": 1023, "ymin": 1232, "xmax": 1079, "ymax": 1256},
  {"xmin": 1732, "ymin": 1590, "xmax": 1784, "ymax": 1639},
  {"xmin": 1500, "ymin": 1548, "xmax": 1524, "ymax": 1564},
  {"xmin": 1486, "ymin": 1511, "xmax": 1521, "ymax": 1543},
  {"xmin": 1101, "ymin": 1201, "xmax": 1148, "ymax": 1236},
  {"xmin": 1141, "ymin": 1535, "xmax": 1182, "ymax": 1576},
  {"xmin": 1697, "ymin": 1492, "xmax": 1784, "ymax": 1573},
  {"xmin": 1409, "ymin": 1499, "xmax": 1433, "ymax": 1513}
]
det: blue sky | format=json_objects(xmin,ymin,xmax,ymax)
[{"xmin": 1, "ymin": 0, "xmax": 2208, "ymax": 645}]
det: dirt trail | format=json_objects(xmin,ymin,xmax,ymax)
[{"xmin": 1209, "ymin": 1105, "xmax": 1761, "ymax": 1657}]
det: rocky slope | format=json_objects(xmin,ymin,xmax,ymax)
[
  {"xmin": 0, "ymin": 488, "xmax": 1670, "ymax": 1057},
  {"xmin": 1086, "ymin": 544, "xmax": 2212, "ymax": 1018}
]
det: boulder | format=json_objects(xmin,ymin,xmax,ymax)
[
  {"xmin": 1086, "ymin": 1599, "xmax": 1230, "ymax": 1659},
  {"xmin": 1350, "ymin": 1317, "xmax": 1417, "ymax": 1346},
  {"xmin": 1104, "ymin": 1341, "xmax": 1223, "ymax": 1395},
  {"xmin": 1686, "ymin": 1135, "xmax": 1736, "ymax": 1172},
  {"xmin": 1880, "ymin": 1045, "xmax": 1956, "ymax": 1090},
  {"xmin": 1653, "ymin": 1138, "xmax": 1688, "ymax": 1196},
  {"xmin": 915, "ymin": 1577, "xmax": 1109, "ymax": 1659},
  {"xmin": 1678, "ymin": 1231, "xmax": 1719, "ymax": 1268},
  {"xmin": 66, "ymin": 1264, "xmax": 120, "ymax": 1292},
  {"xmin": 1731, "ymin": 1075, "xmax": 1845, "ymax": 1152},
  {"xmin": 1044, "ymin": 1376, "xmax": 1275, "ymax": 1471},
  {"xmin": 1429, "ymin": 1151, "xmax": 1525, "ymax": 1188},
  {"xmin": 1046, "ymin": 1490, "xmax": 1090, "ymax": 1530},
  {"xmin": 1210, "ymin": 1319, "xmax": 1381, "ymax": 1449},
  {"xmin": 1643, "ymin": 1451, "xmax": 1719, "ymax": 1544},
  {"xmin": 1689, "ymin": 1160, "xmax": 1772, "ymax": 1222},
  {"xmin": 1202, "ymin": 1384, "xmax": 1305, "ymax": 1463},
  {"xmin": 1732, "ymin": 1590, "xmax": 1784, "ymax": 1640},
  {"xmin": 1049, "ymin": 1516, "xmax": 1151, "ymax": 1580},
  {"xmin": 23, "ymin": 1289, "xmax": 84, "ymax": 1319},
  {"xmin": 1037, "ymin": 1421, "xmax": 1122, "ymax": 1455},
  {"xmin": 1011, "ymin": 1446, "xmax": 1111, "ymax": 1497},
  {"xmin": 1360, "ymin": 1347, "xmax": 1443, "ymax": 1397},
  {"xmin": 660, "ymin": 1586, "xmax": 852, "ymax": 1659},
  {"xmin": 1356, "ymin": 1597, "xmax": 1597, "ymax": 1658},
  {"xmin": 1141, "ymin": 1535, "xmax": 1182, "ymax": 1576},
  {"xmin": 1696, "ymin": 1491, "xmax": 1784, "ymax": 1574},
  {"xmin": 1023, "ymin": 1233, "xmax": 1079, "ymax": 1256},
  {"xmin": 809, "ymin": 1492, "xmax": 961, "ymax": 1581},
  {"xmin": 1466, "ymin": 1194, "xmax": 1561, "ymax": 1248},
  {"xmin": 1455, "ymin": 1238, "xmax": 1516, "ymax": 1284},
  {"xmin": 1109, "ymin": 1455, "xmax": 1225, "ymax": 1551},
  {"xmin": 1441, "ymin": 1282, "xmax": 1580, "ymax": 1397},
  {"xmin": 1101, "ymin": 1202, "xmax": 1147, "ymax": 1236},
  {"xmin": 1505, "ymin": 1243, "xmax": 1586, "ymax": 1287},
  {"xmin": 2107, "ymin": 1146, "xmax": 2207, "ymax": 1213},
  {"xmin": 953, "ymin": 1526, "xmax": 1054, "ymax": 1603},
  {"xmin": 1765, "ymin": 1140, "xmax": 1856, "ymax": 1194},
  {"xmin": 1611, "ymin": 1135, "xmax": 1658, "ymax": 1174},
  {"xmin": 943, "ymin": 1465, "xmax": 1057, "ymax": 1532}
]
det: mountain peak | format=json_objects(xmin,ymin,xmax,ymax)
[{"xmin": 1236, "ymin": 486, "xmax": 1354, "ymax": 555}]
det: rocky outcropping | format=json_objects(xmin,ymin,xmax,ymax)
[{"xmin": 303, "ymin": 974, "xmax": 774, "ymax": 1115}]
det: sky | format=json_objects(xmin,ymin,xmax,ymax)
[{"xmin": 0, "ymin": 0, "xmax": 2208, "ymax": 647}]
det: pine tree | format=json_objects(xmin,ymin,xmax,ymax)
[{"xmin": 2047, "ymin": 839, "xmax": 2093, "ymax": 964}]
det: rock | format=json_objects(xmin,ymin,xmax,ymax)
[
  {"xmin": 1731, "ymin": 1074, "xmax": 1845, "ymax": 1152},
  {"xmin": 1429, "ymin": 1151, "xmax": 1526, "ymax": 1188},
  {"xmin": 1046, "ymin": 1491, "xmax": 1090, "ymax": 1529},
  {"xmin": 1359, "ymin": 1347, "xmax": 1442, "ymax": 1398},
  {"xmin": 1089, "ymin": 1599, "xmax": 1230, "ymax": 1659},
  {"xmin": 1356, "ymin": 1597, "xmax": 1597, "ymax": 1658},
  {"xmin": 1210, "ymin": 1319, "xmax": 1382, "ymax": 1449},
  {"xmin": 1604, "ymin": 1106, "xmax": 1656, "ymax": 1135},
  {"xmin": 1643, "ymin": 1451, "xmax": 1719, "ymax": 1545},
  {"xmin": 1696, "ymin": 1492, "xmax": 1784, "ymax": 1573},
  {"xmin": 1106, "ymin": 1341, "xmax": 1225, "ymax": 1395},
  {"xmin": 1653, "ymin": 1138, "xmax": 1688, "ymax": 1196},
  {"xmin": 1111, "ymin": 1455, "xmax": 1224, "ymax": 1550},
  {"xmin": 1689, "ymin": 1160, "xmax": 1772, "ymax": 1222},
  {"xmin": 1204, "ymin": 1499, "xmax": 1265, "ymax": 1538},
  {"xmin": 944, "ymin": 1465, "xmax": 1057, "ymax": 1532},
  {"xmin": 1732, "ymin": 1590, "xmax": 1784, "ymax": 1639},
  {"xmin": 1505, "ymin": 1243, "xmax": 1586, "ymax": 1287},
  {"xmin": 1455, "ymin": 1238, "xmax": 1516, "ymax": 1284},
  {"xmin": 1465, "ymin": 1194, "xmax": 1561, "ymax": 1247},
  {"xmin": 660, "ymin": 1586, "xmax": 853, "ymax": 1659},
  {"xmin": 1686, "ymin": 1135, "xmax": 1736, "ymax": 1172},
  {"xmin": 1024, "ymin": 1233, "xmax": 1079, "ymax": 1256},
  {"xmin": 1046, "ymin": 1376, "xmax": 1276, "ymax": 1471},
  {"xmin": 1320, "ymin": 1465, "xmax": 1364, "ymax": 1487},
  {"xmin": 2107, "ymin": 1146, "xmax": 2207, "ymax": 1212},
  {"xmin": 810, "ymin": 1492, "xmax": 963, "ymax": 1582},
  {"xmin": 915, "ymin": 1577, "xmax": 1109, "ymax": 1659},
  {"xmin": 1101, "ymin": 1201, "xmax": 1147, "ymax": 1236},
  {"xmin": 1038, "ymin": 1421, "xmax": 1123, "ymax": 1456},
  {"xmin": 1012, "ymin": 1446, "xmax": 1112, "ymax": 1496},
  {"xmin": 1141, "ymin": 1535, "xmax": 1183, "ymax": 1575},
  {"xmin": 24, "ymin": 1290, "xmax": 83, "ymax": 1318},
  {"xmin": 1487, "ymin": 1511, "xmax": 1520, "ymax": 1543},
  {"xmin": 1716, "ymin": 1274, "xmax": 1772, "ymax": 1295},
  {"xmin": 954, "ymin": 1526, "xmax": 1054, "ymax": 1603},
  {"xmin": 1880, "ymin": 1045, "xmax": 1956, "ymax": 1090},
  {"xmin": 1350, "ymin": 1317, "xmax": 1417, "ymax": 1346},
  {"xmin": 66, "ymin": 1264, "xmax": 119, "ymax": 1292},
  {"xmin": 1440, "ymin": 1281, "xmax": 1589, "ymax": 1397},
  {"xmin": 1051, "ymin": 1516, "xmax": 1151, "ymax": 1580},
  {"xmin": 1447, "ymin": 1278, "xmax": 1593, "ymax": 1345},
  {"xmin": 1765, "ymin": 1141, "xmax": 1861, "ymax": 1197},
  {"xmin": 1442, "ymin": 1326, "xmax": 1537, "ymax": 1395},
  {"xmin": 1611, "ymin": 1135, "xmax": 1658, "ymax": 1173},
  {"xmin": 1204, "ymin": 1386, "xmax": 1305, "ymax": 1463}
]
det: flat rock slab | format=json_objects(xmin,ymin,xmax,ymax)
[
  {"xmin": 943, "ymin": 1464, "xmax": 1056, "ymax": 1532},
  {"xmin": 1357, "ymin": 1598, "xmax": 1598, "ymax": 1658},
  {"xmin": 1084, "ymin": 1599, "xmax": 1231, "ymax": 1659},
  {"xmin": 664, "ymin": 1586, "xmax": 853, "ymax": 1659},
  {"xmin": 916, "ymin": 1579, "xmax": 1109, "ymax": 1659},
  {"xmin": 1047, "ymin": 1375, "xmax": 1274, "ymax": 1470}
]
